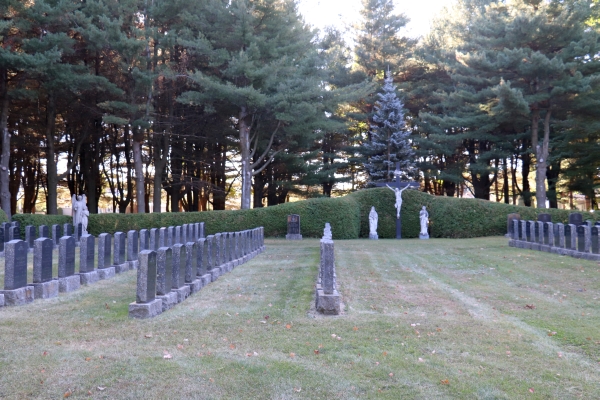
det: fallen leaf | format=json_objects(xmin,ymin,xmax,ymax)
[
  {"xmin": 97, "ymin": 387, "xmax": 106, "ymax": 391},
  {"xmin": 229, "ymin": 344, "xmax": 236, "ymax": 350},
  {"xmin": 383, "ymin": 351, "xmax": 388, "ymax": 356},
  {"xmin": 418, "ymin": 358, "xmax": 424, "ymax": 362},
  {"xmin": 85, "ymin": 357, "xmax": 91, "ymax": 361},
  {"xmin": 290, "ymin": 352, "xmax": 295, "ymax": 358},
  {"xmin": 440, "ymin": 379, "xmax": 449, "ymax": 385},
  {"xmin": 145, "ymin": 334, "xmax": 153, "ymax": 338},
  {"xmin": 64, "ymin": 391, "xmax": 72, "ymax": 398},
  {"xmin": 264, "ymin": 315, "xmax": 269, "ymax": 320},
  {"xmin": 353, "ymin": 326, "xmax": 358, "ymax": 331},
  {"xmin": 209, "ymin": 378, "xmax": 214, "ymax": 383},
  {"xmin": 177, "ymin": 344, "xmax": 184, "ymax": 349},
  {"xmin": 548, "ymin": 332, "xmax": 557, "ymax": 336},
  {"xmin": 285, "ymin": 324, "xmax": 291, "ymax": 329},
  {"xmin": 105, "ymin": 303, "xmax": 110, "ymax": 309},
  {"xmin": 294, "ymin": 387, "xmax": 301, "ymax": 392},
  {"xmin": 525, "ymin": 304, "xmax": 536, "ymax": 309},
  {"xmin": 314, "ymin": 350, "xmax": 319, "ymax": 355},
  {"xmin": 529, "ymin": 388, "xmax": 535, "ymax": 393},
  {"xmin": 42, "ymin": 351, "xmax": 48, "ymax": 356},
  {"xmin": 389, "ymin": 373, "xmax": 394, "ymax": 377}
]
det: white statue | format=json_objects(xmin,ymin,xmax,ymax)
[
  {"xmin": 419, "ymin": 205, "xmax": 429, "ymax": 238},
  {"xmin": 369, "ymin": 206, "xmax": 378, "ymax": 239},
  {"xmin": 72, "ymin": 194, "xmax": 89, "ymax": 234},
  {"xmin": 386, "ymin": 184, "xmax": 409, "ymax": 219}
]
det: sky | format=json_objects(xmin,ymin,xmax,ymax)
[{"xmin": 297, "ymin": 0, "xmax": 455, "ymax": 39}]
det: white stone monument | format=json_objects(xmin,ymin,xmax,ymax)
[
  {"xmin": 369, "ymin": 206, "xmax": 378, "ymax": 240},
  {"xmin": 419, "ymin": 205, "xmax": 429, "ymax": 239},
  {"xmin": 71, "ymin": 194, "xmax": 89, "ymax": 235}
]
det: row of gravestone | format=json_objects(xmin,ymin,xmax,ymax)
[
  {"xmin": 0, "ymin": 222, "xmax": 208, "ymax": 306},
  {"xmin": 0, "ymin": 221, "xmax": 85, "ymax": 253},
  {"xmin": 315, "ymin": 223, "xmax": 340, "ymax": 315},
  {"xmin": 507, "ymin": 212, "xmax": 600, "ymax": 261},
  {"xmin": 129, "ymin": 227, "xmax": 266, "ymax": 318}
]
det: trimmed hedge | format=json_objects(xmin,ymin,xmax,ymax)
[{"xmin": 11, "ymin": 189, "xmax": 598, "ymax": 239}]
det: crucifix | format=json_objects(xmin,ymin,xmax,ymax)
[{"xmin": 374, "ymin": 162, "xmax": 418, "ymax": 239}]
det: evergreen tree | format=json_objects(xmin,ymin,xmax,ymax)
[{"xmin": 364, "ymin": 71, "xmax": 414, "ymax": 181}]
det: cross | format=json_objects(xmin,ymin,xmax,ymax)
[{"xmin": 373, "ymin": 163, "xmax": 418, "ymax": 239}]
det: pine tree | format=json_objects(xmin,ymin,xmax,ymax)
[{"xmin": 364, "ymin": 71, "xmax": 414, "ymax": 182}]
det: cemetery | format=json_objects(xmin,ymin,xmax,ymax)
[{"xmin": 0, "ymin": 188, "xmax": 599, "ymax": 398}]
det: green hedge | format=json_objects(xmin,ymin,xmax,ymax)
[{"xmin": 10, "ymin": 189, "xmax": 598, "ymax": 239}]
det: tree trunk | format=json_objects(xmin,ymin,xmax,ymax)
[
  {"xmin": 503, "ymin": 158, "xmax": 509, "ymax": 204},
  {"xmin": 0, "ymin": 69, "xmax": 11, "ymax": 219},
  {"xmin": 547, "ymin": 157, "xmax": 561, "ymax": 209},
  {"xmin": 239, "ymin": 106, "xmax": 252, "ymax": 209},
  {"xmin": 132, "ymin": 129, "xmax": 145, "ymax": 213},
  {"xmin": 45, "ymin": 95, "xmax": 58, "ymax": 214},
  {"xmin": 521, "ymin": 140, "xmax": 532, "ymax": 207},
  {"xmin": 535, "ymin": 110, "xmax": 551, "ymax": 209}
]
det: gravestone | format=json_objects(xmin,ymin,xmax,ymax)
[
  {"xmin": 544, "ymin": 222, "xmax": 554, "ymax": 247},
  {"xmin": 181, "ymin": 224, "xmax": 188, "ymax": 244},
  {"xmin": 185, "ymin": 242, "xmax": 202, "ymax": 293},
  {"xmin": 139, "ymin": 229, "xmax": 149, "ymax": 251},
  {"xmin": 537, "ymin": 213, "xmax": 552, "ymax": 223},
  {"xmin": 196, "ymin": 238, "xmax": 206, "ymax": 276},
  {"xmin": 2, "ymin": 222, "xmax": 11, "ymax": 242},
  {"xmin": 74, "ymin": 222, "xmax": 83, "ymax": 243},
  {"xmin": 8, "ymin": 225, "xmax": 19, "ymax": 241},
  {"xmin": 316, "ymin": 232, "xmax": 340, "ymax": 315},
  {"xmin": 58, "ymin": 236, "xmax": 80, "ymax": 292},
  {"xmin": 0, "ymin": 240, "xmax": 34, "ymax": 305},
  {"xmin": 129, "ymin": 250, "xmax": 162, "ymax": 318},
  {"xmin": 556, "ymin": 223, "xmax": 565, "ymax": 249},
  {"xmin": 113, "ymin": 232, "xmax": 129, "ymax": 273},
  {"xmin": 39, "ymin": 225, "xmax": 50, "ymax": 239},
  {"xmin": 159, "ymin": 227, "xmax": 167, "ymax": 248},
  {"xmin": 150, "ymin": 228, "xmax": 159, "ymax": 251},
  {"xmin": 51, "ymin": 224, "xmax": 62, "ymax": 247},
  {"xmin": 568, "ymin": 224, "xmax": 577, "ymax": 251},
  {"xmin": 591, "ymin": 226, "xmax": 599, "ymax": 254},
  {"xmin": 569, "ymin": 212, "xmax": 583, "ymax": 226},
  {"xmin": 63, "ymin": 223, "xmax": 73, "ymax": 238},
  {"xmin": 171, "ymin": 244, "xmax": 190, "ymax": 302},
  {"xmin": 127, "ymin": 230, "xmax": 139, "ymax": 269},
  {"xmin": 175, "ymin": 226, "xmax": 182, "ymax": 245},
  {"xmin": 32, "ymin": 237, "xmax": 58, "ymax": 299},
  {"xmin": 286, "ymin": 214, "xmax": 302, "ymax": 240},
  {"xmin": 214, "ymin": 233, "xmax": 222, "ymax": 268},
  {"xmin": 167, "ymin": 226, "xmax": 175, "ymax": 247},
  {"xmin": 198, "ymin": 222, "xmax": 205, "ymax": 239},
  {"xmin": 25, "ymin": 225, "xmax": 36, "ymax": 250},
  {"xmin": 79, "ymin": 234, "xmax": 99, "ymax": 285},
  {"xmin": 520, "ymin": 220, "xmax": 528, "ymax": 242},
  {"xmin": 206, "ymin": 235, "xmax": 214, "ymax": 272},
  {"xmin": 0, "ymin": 227, "xmax": 4, "ymax": 253},
  {"xmin": 97, "ymin": 233, "xmax": 115, "ymax": 280},
  {"xmin": 156, "ymin": 247, "xmax": 177, "ymax": 311}
]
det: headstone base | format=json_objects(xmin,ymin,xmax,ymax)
[
  {"xmin": 369, "ymin": 233, "xmax": 378, "ymax": 240},
  {"xmin": 200, "ymin": 274, "xmax": 212, "ymax": 287},
  {"xmin": 114, "ymin": 262, "xmax": 130, "ymax": 274},
  {"xmin": 32, "ymin": 281, "xmax": 59, "ymax": 299},
  {"xmin": 97, "ymin": 267, "xmax": 116, "ymax": 280},
  {"xmin": 0, "ymin": 294, "xmax": 4, "ymax": 307},
  {"xmin": 419, "ymin": 233, "xmax": 429, "ymax": 240},
  {"xmin": 79, "ymin": 271, "xmax": 99, "ymax": 285},
  {"xmin": 316, "ymin": 289, "xmax": 340, "ymax": 315},
  {"xmin": 286, "ymin": 234, "xmax": 302, "ymax": 240},
  {"xmin": 157, "ymin": 292, "xmax": 178, "ymax": 312},
  {"xmin": 128, "ymin": 299, "xmax": 163, "ymax": 319},
  {"xmin": 128, "ymin": 260, "xmax": 139, "ymax": 270},
  {"xmin": 210, "ymin": 267, "xmax": 221, "ymax": 281},
  {"xmin": 59, "ymin": 275, "xmax": 81, "ymax": 293},
  {"xmin": 172, "ymin": 286, "xmax": 191, "ymax": 303},
  {"xmin": 224, "ymin": 262, "xmax": 233, "ymax": 273},
  {"xmin": 0, "ymin": 286, "xmax": 35, "ymax": 306},
  {"xmin": 186, "ymin": 279, "xmax": 202, "ymax": 294}
]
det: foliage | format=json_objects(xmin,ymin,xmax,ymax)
[{"xmin": 12, "ymin": 189, "xmax": 596, "ymax": 239}]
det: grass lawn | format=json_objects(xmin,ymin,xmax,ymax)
[{"xmin": 0, "ymin": 237, "xmax": 599, "ymax": 399}]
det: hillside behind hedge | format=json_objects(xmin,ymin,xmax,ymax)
[{"xmin": 12, "ymin": 189, "xmax": 597, "ymax": 239}]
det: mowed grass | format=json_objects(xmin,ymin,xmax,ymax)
[{"xmin": 0, "ymin": 237, "xmax": 599, "ymax": 399}]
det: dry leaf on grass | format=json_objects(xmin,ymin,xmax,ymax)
[{"xmin": 440, "ymin": 379, "xmax": 449, "ymax": 385}]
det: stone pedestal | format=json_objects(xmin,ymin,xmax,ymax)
[
  {"xmin": 200, "ymin": 273, "xmax": 212, "ymax": 287},
  {"xmin": 80, "ymin": 271, "xmax": 100, "ymax": 285},
  {"xmin": 369, "ymin": 233, "xmax": 378, "ymax": 240},
  {"xmin": 114, "ymin": 262, "xmax": 130, "ymax": 274},
  {"xmin": 59, "ymin": 275, "xmax": 81, "ymax": 293},
  {"xmin": 172, "ymin": 286, "xmax": 190, "ymax": 303},
  {"xmin": 396, "ymin": 218, "xmax": 402, "ymax": 239},
  {"xmin": 210, "ymin": 267, "xmax": 221, "ymax": 281},
  {"xmin": 316, "ymin": 289, "xmax": 340, "ymax": 315},
  {"xmin": 129, "ymin": 260, "xmax": 139, "ymax": 270},
  {"xmin": 0, "ymin": 294, "xmax": 4, "ymax": 307},
  {"xmin": 97, "ymin": 267, "xmax": 116, "ymax": 280},
  {"xmin": 185, "ymin": 279, "xmax": 202, "ymax": 294},
  {"xmin": 32, "ymin": 281, "xmax": 59, "ymax": 299},
  {"xmin": 286, "ymin": 234, "xmax": 302, "ymax": 240},
  {"xmin": 128, "ymin": 299, "xmax": 162, "ymax": 319},
  {"xmin": 157, "ymin": 292, "xmax": 178, "ymax": 312},
  {"xmin": 0, "ymin": 286, "xmax": 35, "ymax": 306},
  {"xmin": 419, "ymin": 233, "xmax": 429, "ymax": 240}
]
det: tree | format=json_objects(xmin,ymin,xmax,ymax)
[{"xmin": 364, "ymin": 71, "xmax": 414, "ymax": 181}]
